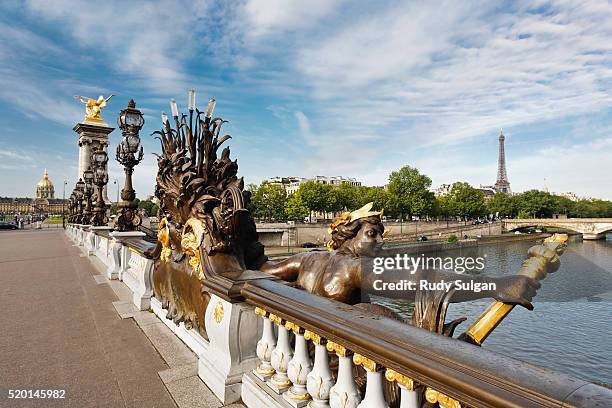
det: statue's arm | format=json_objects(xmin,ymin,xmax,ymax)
[
  {"xmin": 360, "ymin": 265, "xmax": 538, "ymax": 309},
  {"xmin": 420, "ymin": 269, "xmax": 538, "ymax": 308},
  {"xmin": 260, "ymin": 253, "xmax": 306, "ymax": 281}
]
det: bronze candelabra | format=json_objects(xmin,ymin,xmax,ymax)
[
  {"xmin": 91, "ymin": 149, "xmax": 109, "ymax": 226},
  {"xmin": 114, "ymin": 99, "xmax": 145, "ymax": 231},
  {"xmin": 82, "ymin": 168, "xmax": 94, "ymax": 224}
]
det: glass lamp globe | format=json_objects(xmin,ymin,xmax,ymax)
[
  {"xmin": 125, "ymin": 134, "xmax": 140, "ymax": 153},
  {"xmin": 118, "ymin": 99, "xmax": 145, "ymax": 131},
  {"xmin": 93, "ymin": 150, "xmax": 108, "ymax": 166},
  {"xmin": 83, "ymin": 169, "xmax": 94, "ymax": 185}
]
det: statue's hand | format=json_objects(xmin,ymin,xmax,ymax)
[{"xmin": 494, "ymin": 276, "xmax": 541, "ymax": 310}]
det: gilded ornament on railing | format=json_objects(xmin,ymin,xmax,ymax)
[
  {"xmin": 284, "ymin": 321, "xmax": 304, "ymax": 334},
  {"xmin": 326, "ymin": 341, "xmax": 351, "ymax": 357},
  {"xmin": 385, "ymin": 369, "xmax": 415, "ymax": 391},
  {"xmin": 213, "ymin": 301, "xmax": 224, "ymax": 324},
  {"xmin": 425, "ymin": 388, "xmax": 462, "ymax": 408},
  {"xmin": 304, "ymin": 330, "xmax": 323, "ymax": 345},
  {"xmin": 353, "ymin": 354, "xmax": 380, "ymax": 372},
  {"xmin": 269, "ymin": 313, "xmax": 283, "ymax": 325},
  {"xmin": 254, "ymin": 307, "xmax": 268, "ymax": 317},
  {"xmin": 74, "ymin": 94, "xmax": 113, "ymax": 124}
]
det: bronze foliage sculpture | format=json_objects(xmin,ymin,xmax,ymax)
[
  {"xmin": 147, "ymin": 98, "xmax": 266, "ymax": 336},
  {"xmin": 146, "ymin": 96, "xmax": 567, "ymax": 407}
]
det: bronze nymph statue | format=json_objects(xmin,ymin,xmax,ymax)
[{"xmin": 260, "ymin": 203, "xmax": 540, "ymax": 312}]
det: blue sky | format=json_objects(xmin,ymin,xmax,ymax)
[{"xmin": 0, "ymin": 0, "xmax": 610, "ymax": 200}]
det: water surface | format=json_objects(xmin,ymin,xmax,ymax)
[{"xmin": 376, "ymin": 235, "xmax": 612, "ymax": 385}]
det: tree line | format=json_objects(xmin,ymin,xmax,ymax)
[{"xmin": 247, "ymin": 166, "xmax": 612, "ymax": 222}]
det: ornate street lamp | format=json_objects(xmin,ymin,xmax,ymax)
[
  {"xmin": 114, "ymin": 99, "xmax": 144, "ymax": 231},
  {"xmin": 75, "ymin": 178, "xmax": 85, "ymax": 224},
  {"xmin": 68, "ymin": 192, "xmax": 75, "ymax": 222},
  {"xmin": 82, "ymin": 168, "xmax": 95, "ymax": 224},
  {"xmin": 91, "ymin": 149, "xmax": 109, "ymax": 226}
]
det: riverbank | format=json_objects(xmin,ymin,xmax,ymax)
[
  {"xmin": 265, "ymin": 232, "xmax": 560, "ymax": 259},
  {"xmin": 380, "ymin": 232, "xmax": 554, "ymax": 256}
]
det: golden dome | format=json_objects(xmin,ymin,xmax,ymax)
[{"xmin": 37, "ymin": 169, "xmax": 54, "ymax": 189}]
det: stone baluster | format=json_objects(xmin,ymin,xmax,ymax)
[
  {"xmin": 386, "ymin": 369, "xmax": 419, "ymax": 408},
  {"xmin": 328, "ymin": 341, "xmax": 361, "ymax": 408},
  {"xmin": 425, "ymin": 388, "xmax": 462, "ymax": 408},
  {"xmin": 305, "ymin": 331, "xmax": 334, "ymax": 408},
  {"xmin": 284, "ymin": 323, "xmax": 313, "ymax": 407},
  {"xmin": 87, "ymin": 229, "xmax": 96, "ymax": 255},
  {"xmin": 253, "ymin": 308, "xmax": 276, "ymax": 381},
  {"xmin": 267, "ymin": 314, "xmax": 293, "ymax": 394},
  {"xmin": 353, "ymin": 354, "xmax": 388, "ymax": 408},
  {"xmin": 107, "ymin": 238, "xmax": 121, "ymax": 280}
]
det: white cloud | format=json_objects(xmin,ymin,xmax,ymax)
[
  {"xmin": 24, "ymin": 0, "xmax": 212, "ymax": 92},
  {"xmin": 0, "ymin": 0, "xmax": 610, "ymax": 199},
  {"xmin": 224, "ymin": 0, "xmax": 612, "ymax": 196}
]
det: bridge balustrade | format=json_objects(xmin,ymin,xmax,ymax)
[{"xmin": 238, "ymin": 279, "xmax": 612, "ymax": 408}]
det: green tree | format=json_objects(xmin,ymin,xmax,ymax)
[
  {"xmin": 297, "ymin": 181, "xmax": 340, "ymax": 217},
  {"xmin": 250, "ymin": 182, "xmax": 287, "ymax": 221},
  {"xmin": 138, "ymin": 200, "xmax": 155, "ymax": 217},
  {"xmin": 298, "ymin": 181, "xmax": 328, "ymax": 213},
  {"xmin": 360, "ymin": 186, "xmax": 390, "ymax": 213},
  {"xmin": 387, "ymin": 166, "xmax": 435, "ymax": 220},
  {"xmin": 487, "ymin": 192, "xmax": 517, "ymax": 218},
  {"xmin": 285, "ymin": 191, "xmax": 310, "ymax": 220},
  {"xmin": 436, "ymin": 195, "xmax": 453, "ymax": 219},
  {"xmin": 333, "ymin": 183, "xmax": 361, "ymax": 211},
  {"xmin": 447, "ymin": 182, "xmax": 486, "ymax": 219},
  {"xmin": 514, "ymin": 190, "xmax": 556, "ymax": 218}
]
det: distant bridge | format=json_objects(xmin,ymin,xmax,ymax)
[{"xmin": 502, "ymin": 218, "xmax": 612, "ymax": 240}]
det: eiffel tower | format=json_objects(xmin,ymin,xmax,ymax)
[{"xmin": 494, "ymin": 131, "xmax": 511, "ymax": 193}]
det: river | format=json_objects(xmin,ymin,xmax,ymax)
[{"xmin": 376, "ymin": 235, "xmax": 612, "ymax": 386}]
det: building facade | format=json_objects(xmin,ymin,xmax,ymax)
[{"xmin": 0, "ymin": 170, "xmax": 68, "ymax": 216}]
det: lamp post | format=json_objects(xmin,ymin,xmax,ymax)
[
  {"xmin": 114, "ymin": 99, "xmax": 144, "ymax": 231},
  {"xmin": 68, "ymin": 192, "xmax": 76, "ymax": 223},
  {"xmin": 82, "ymin": 167, "xmax": 94, "ymax": 225},
  {"xmin": 62, "ymin": 180, "xmax": 67, "ymax": 228},
  {"xmin": 75, "ymin": 178, "xmax": 85, "ymax": 224},
  {"xmin": 91, "ymin": 149, "xmax": 109, "ymax": 226}
]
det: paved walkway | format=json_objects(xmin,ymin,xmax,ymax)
[{"xmin": 0, "ymin": 229, "xmax": 241, "ymax": 408}]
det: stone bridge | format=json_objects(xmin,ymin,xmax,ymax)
[{"xmin": 502, "ymin": 218, "xmax": 612, "ymax": 240}]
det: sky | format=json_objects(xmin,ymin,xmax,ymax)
[{"xmin": 0, "ymin": 0, "xmax": 610, "ymax": 200}]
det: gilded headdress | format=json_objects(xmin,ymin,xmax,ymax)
[{"xmin": 326, "ymin": 202, "xmax": 383, "ymax": 251}]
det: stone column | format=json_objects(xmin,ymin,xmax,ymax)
[{"xmin": 73, "ymin": 122, "xmax": 114, "ymax": 204}]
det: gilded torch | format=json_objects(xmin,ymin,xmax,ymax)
[{"xmin": 458, "ymin": 233, "xmax": 569, "ymax": 346}]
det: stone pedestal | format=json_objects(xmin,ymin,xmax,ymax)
[
  {"xmin": 122, "ymin": 244, "xmax": 155, "ymax": 310},
  {"xmin": 106, "ymin": 231, "xmax": 145, "ymax": 280},
  {"xmin": 198, "ymin": 294, "xmax": 261, "ymax": 405},
  {"xmin": 73, "ymin": 122, "xmax": 114, "ymax": 204}
]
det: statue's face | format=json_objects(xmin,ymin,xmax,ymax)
[{"xmin": 350, "ymin": 222, "xmax": 384, "ymax": 257}]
